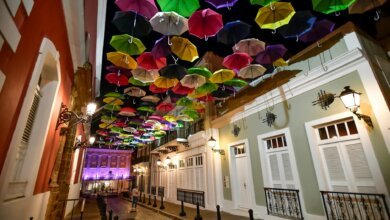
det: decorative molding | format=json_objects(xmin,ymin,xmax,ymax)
[{"xmin": 0, "ymin": 0, "xmax": 21, "ymax": 52}]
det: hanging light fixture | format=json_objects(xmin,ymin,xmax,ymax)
[
  {"xmin": 156, "ymin": 159, "xmax": 162, "ymax": 166},
  {"xmin": 165, "ymin": 156, "xmax": 171, "ymax": 165},
  {"xmin": 208, "ymin": 136, "xmax": 224, "ymax": 155}
]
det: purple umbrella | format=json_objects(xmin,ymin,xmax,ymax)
[
  {"xmin": 206, "ymin": 0, "xmax": 239, "ymax": 9},
  {"xmin": 299, "ymin": 19, "xmax": 335, "ymax": 43},
  {"xmin": 211, "ymin": 85, "xmax": 236, "ymax": 99},
  {"xmin": 255, "ymin": 44, "xmax": 287, "ymax": 65},
  {"xmin": 115, "ymin": 0, "xmax": 158, "ymax": 19},
  {"xmin": 106, "ymin": 65, "xmax": 132, "ymax": 77},
  {"xmin": 151, "ymin": 36, "xmax": 171, "ymax": 58}
]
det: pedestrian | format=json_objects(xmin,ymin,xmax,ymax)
[{"xmin": 131, "ymin": 187, "xmax": 140, "ymax": 211}]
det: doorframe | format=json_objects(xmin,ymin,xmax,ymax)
[
  {"xmin": 305, "ymin": 111, "xmax": 388, "ymax": 195},
  {"xmin": 227, "ymin": 139, "xmax": 256, "ymax": 210}
]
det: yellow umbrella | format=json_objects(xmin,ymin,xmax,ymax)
[
  {"xmin": 103, "ymin": 97, "xmax": 124, "ymax": 105},
  {"xmin": 190, "ymin": 102, "xmax": 205, "ymax": 110},
  {"xmin": 163, "ymin": 114, "xmax": 177, "ymax": 122},
  {"xmin": 107, "ymin": 51, "xmax": 138, "ymax": 69},
  {"xmin": 154, "ymin": 76, "xmax": 179, "ymax": 89},
  {"xmin": 188, "ymin": 90, "xmax": 208, "ymax": 98},
  {"xmin": 209, "ymin": 69, "xmax": 235, "ymax": 83},
  {"xmin": 273, "ymin": 58, "xmax": 288, "ymax": 67},
  {"xmin": 255, "ymin": 2, "xmax": 295, "ymax": 31},
  {"xmin": 170, "ymin": 36, "xmax": 199, "ymax": 62},
  {"xmin": 99, "ymin": 123, "xmax": 114, "ymax": 129}
]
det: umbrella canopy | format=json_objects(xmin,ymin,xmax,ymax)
[
  {"xmin": 157, "ymin": 0, "xmax": 200, "ymax": 17},
  {"xmin": 115, "ymin": 0, "xmax": 158, "ymax": 19},
  {"xmin": 217, "ymin": 20, "xmax": 252, "ymax": 45},
  {"xmin": 112, "ymin": 11, "xmax": 152, "ymax": 37},
  {"xmin": 349, "ymin": 0, "xmax": 387, "ymax": 14},
  {"xmin": 141, "ymin": 95, "xmax": 160, "ymax": 103},
  {"xmin": 149, "ymin": 83, "xmax": 169, "ymax": 93},
  {"xmin": 151, "ymin": 36, "xmax": 171, "ymax": 58},
  {"xmin": 159, "ymin": 64, "xmax": 188, "ymax": 79},
  {"xmin": 150, "ymin": 12, "xmax": 189, "ymax": 36},
  {"xmin": 177, "ymin": 114, "xmax": 194, "ymax": 122},
  {"xmin": 132, "ymin": 67, "xmax": 160, "ymax": 83},
  {"xmin": 188, "ymin": 90, "xmax": 208, "ymax": 98},
  {"xmin": 154, "ymin": 76, "xmax": 179, "ymax": 88},
  {"xmin": 190, "ymin": 102, "xmax": 205, "ymax": 110},
  {"xmin": 176, "ymin": 97, "xmax": 193, "ymax": 107},
  {"xmin": 170, "ymin": 36, "xmax": 199, "ymax": 62},
  {"xmin": 128, "ymin": 77, "xmax": 151, "ymax": 86},
  {"xmin": 164, "ymin": 114, "xmax": 177, "ymax": 122},
  {"xmin": 197, "ymin": 94, "xmax": 215, "ymax": 102},
  {"xmin": 99, "ymin": 123, "xmax": 114, "ymax": 129},
  {"xmin": 124, "ymin": 86, "xmax": 147, "ymax": 97},
  {"xmin": 188, "ymin": 8, "xmax": 223, "ymax": 40},
  {"xmin": 211, "ymin": 85, "xmax": 236, "ymax": 98},
  {"xmin": 250, "ymin": 0, "xmax": 279, "ymax": 6},
  {"xmin": 233, "ymin": 38, "xmax": 266, "ymax": 57},
  {"xmin": 104, "ymin": 104, "xmax": 122, "ymax": 111},
  {"xmin": 107, "ymin": 52, "xmax": 137, "ymax": 69},
  {"xmin": 299, "ymin": 19, "xmax": 335, "ymax": 43},
  {"xmin": 137, "ymin": 106, "xmax": 155, "ymax": 113},
  {"xmin": 180, "ymin": 74, "xmax": 206, "ymax": 88},
  {"xmin": 255, "ymin": 44, "xmax": 287, "ymax": 65},
  {"xmin": 172, "ymin": 83, "xmax": 194, "ymax": 95},
  {"xmin": 238, "ymin": 64, "xmax": 267, "ymax": 79},
  {"xmin": 205, "ymin": 0, "xmax": 239, "ymax": 9},
  {"xmin": 103, "ymin": 97, "xmax": 124, "ymax": 105},
  {"xmin": 209, "ymin": 69, "xmax": 235, "ymax": 83},
  {"xmin": 123, "ymin": 126, "xmax": 137, "ymax": 133},
  {"xmin": 278, "ymin": 11, "xmax": 317, "ymax": 40},
  {"xmin": 312, "ymin": 0, "xmax": 357, "ymax": 14},
  {"xmin": 118, "ymin": 107, "xmax": 137, "ymax": 116},
  {"xmin": 224, "ymin": 78, "xmax": 248, "ymax": 87},
  {"xmin": 196, "ymin": 82, "xmax": 218, "ymax": 93},
  {"xmin": 223, "ymin": 52, "xmax": 253, "ymax": 70},
  {"xmin": 105, "ymin": 72, "xmax": 129, "ymax": 86},
  {"xmin": 182, "ymin": 108, "xmax": 200, "ymax": 120},
  {"xmin": 137, "ymin": 52, "xmax": 166, "ymax": 70},
  {"xmin": 188, "ymin": 67, "xmax": 212, "ymax": 78},
  {"xmin": 104, "ymin": 92, "xmax": 125, "ymax": 100},
  {"xmin": 109, "ymin": 34, "xmax": 146, "ymax": 56},
  {"xmin": 255, "ymin": 2, "xmax": 296, "ymax": 31},
  {"xmin": 156, "ymin": 102, "xmax": 175, "ymax": 112},
  {"xmin": 106, "ymin": 65, "xmax": 132, "ymax": 76}
]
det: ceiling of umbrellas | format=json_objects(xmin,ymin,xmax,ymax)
[{"xmin": 93, "ymin": 0, "xmax": 387, "ymax": 149}]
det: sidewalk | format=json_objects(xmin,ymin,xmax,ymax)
[{"xmin": 122, "ymin": 196, "xmax": 253, "ymax": 220}]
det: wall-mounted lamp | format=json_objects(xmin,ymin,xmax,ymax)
[
  {"xmin": 73, "ymin": 135, "xmax": 96, "ymax": 150},
  {"xmin": 208, "ymin": 136, "xmax": 225, "ymax": 155},
  {"xmin": 165, "ymin": 156, "xmax": 171, "ymax": 165},
  {"xmin": 156, "ymin": 159, "xmax": 162, "ymax": 166},
  {"xmin": 56, "ymin": 102, "xmax": 97, "ymax": 130}
]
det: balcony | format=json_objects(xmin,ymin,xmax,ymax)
[
  {"xmin": 132, "ymin": 155, "xmax": 150, "ymax": 165},
  {"xmin": 264, "ymin": 187, "xmax": 303, "ymax": 219}
]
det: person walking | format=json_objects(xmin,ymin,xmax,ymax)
[{"xmin": 131, "ymin": 187, "xmax": 140, "ymax": 212}]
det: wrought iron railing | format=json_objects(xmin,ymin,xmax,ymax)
[
  {"xmin": 158, "ymin": 186, "xmax": 165, "ymax": 197},
  {"xmin": 264, "ymin": 187, "xmax": 303, "ymax": 219},
  {"xmin": 177, "ymin": 188, "xmax": 205, "ymax": 207},
  {"xmin": 151, "ymin": 186, "xmax": 157, "ymax": 195},
  {"xmin": 321, "ymin": 191, "xmax": 390, "ymax": 220}
]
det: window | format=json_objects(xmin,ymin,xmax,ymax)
[
  {"xmin": 195, "ymin": 155, "xmax": 203, "ymax": 166},
  {"xmin": 316, "ymin": 119, "xmax": 358, "ymax": 142},
  {"xmin": 179, "ymin": 159, "xmax": 185, "ymax": 168},
  {"xmin": 234, "ymin": 144, "xmax": 246, "ymax": 155},
  {"xmin": 186, "ymin": 157, "xmax": 193, "ymax": 167},
  {"xmin": 265, "ymin": 135, "xmax": 287, "ymax": 150}
]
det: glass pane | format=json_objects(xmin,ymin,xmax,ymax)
[
  {"xmin": 277, "ymin": 137, "xmax": 283, "ymax": 147},
  {"xmin": 267, "ymin": 140, "xmax": 272, "ymax": 149},
  {"xmin": 347, "ymin": 120, "xmax": 358, "ymax": 134},
  {"xmin": 234, "ymin": 147, "xmax": 238, "ymax": 155},
  {"xmin": 327, "ymin": 125, "xmax": 337, "ymax": 139},
  {"xmin": 272, "ymin": 138, "xmax": 277, "ymax": 148},
  {"xmin": 319, "ymin": 127, "xmax": 328, "ymax": 140},
  {"xmin": 242, "ymin": 147, "xmax": 245, "ymax": 154},
  {"xmin": 283, "ymin": 136, "xmax": 287, "ymax": 146},
  {"xmin": 337, "ymin": 122, "xmax": 347, "ymax": 136}
]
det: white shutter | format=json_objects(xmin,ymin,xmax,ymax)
[
  {"xmin": 321, "ymin": 145, "xmax": 350, "ymax": 191},
  {"xmin": 269, "ymin": 154, "xmax": 280, "ymax": 182}
]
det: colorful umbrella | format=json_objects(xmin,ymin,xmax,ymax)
[
  {"xmin": 273, "ymin": 58, "xmax": 288, "ymax": 67},
  {"xmin": 141, "ymin": 95, "xmax": 160, "ymax": 103},
  {"xmin": 176, "ymin": 97, "xmax": 193, "ymax": 107},
  {"xmin": 103, "ymin": 97, "xmax": 124, "ymax": 105},
  {"xmin": 211, "ymin": 86, "xmax": 236, "ymax": 98},
  {"xmin": 105, "ymin": 72, "xmax": 129, "ymax": 86},
  {"xmin": 137, "ymin": 52, "xmax": 166, "ymax": 70},
  {"xmin": 250, "ymin": 0, "xmax": 279, "ymax": 6},
  {"xmin": 209, "ymin": 69, "xmax": 235, "ymax": 83},
  {"xmin": 104, "ymin": 92, "xmax": 125, "ymax": 100},
  {"xmin": 118, "ymin": 107, "xmax": 137, "ymax": 116},
  {"xmin": 349, "ymin": 0, "xmax": 387, "ymax": 15},
  {"xmin": 223, "ymin": 52, "xmax": 253, "ymax": 70},
  {"xmin": 163, "ymin": 114, "xmax": 177, "ymax": 122},
  {"xmin": 180, "ymin": 74, "xmax": 206, "ymax": 88},
  {"xmin": 224, "ymin": 78, "xmax": 248, "ymax": 87},
  {"xmin": 172, "ymin": 83, "xmax": 194, "ymax": 95},
  {"xmin": 123, "ymin": 126, "xmax": 138, "ymax": 133},
  {"xmin": 157, "ymin": 0, "xmax": 200, "ymax": 17},
  {"xmin": 205, "ymin": 0, "xmax": 239, "ymax": 9},
  {"xmin": 97, "ymin": 129, "xmax": 109, "ymax": 136},
  {"xmin": 187, "ymin": 67, "xmax": 212, "ymax": 78},
  {"xmin": 196, "ymin": 82, "xmax": 218, "ymax": 93},
  {"xmin": 154, "ymin": 77, "xmax": 179, "ymax": 88},
  {"xmin": 159, "ymin": 64, "xmax": 188, "ymax": 79},
  {"xmin": 182, "ymin": 108, "xmax": 200, "ymax": 120},
  {"xmin": 132, "ymin": 67, "xmax": 159, "ymax": 83},
  {"xmin": 109, "ymin": 34, "xmax": 146, "ymax": 56},
  {"xmin": 137, "ymin": 106, "xmax": 155, "ymax": 113},
  {"xmin": 107, "ymin": 52, "xmax": 137, "ymax": 69},
  {"xmin": 217, "ymin": 20, "xmax": 252, "ymax": 45},
  {"xmin": 104, "ymin": 104, "xmax": 122, "ymax": 111},
  {"xmin": 99, "ymin": 123, "xmax": 114, "ymax": 129},
  {"xmin": 312, "ymin": 0, "xmax": 357, "ymax": 14},
  {"xmin": 238, "ymin": 64, "xmax": 267, "ymax": 79},
  {"xmin": 149, "ymin": 83, "xmax": 169, "ymax": 93},
  {"xmin": 106, "ymin": 65, "xmax": 132, "ymax": 77},
  {"xmin": 115, "ymin": 0, "xmax": 158, "ymax": 19},
  {"xmin": 299, "ymin": 19, "xmax": 335, "ymax": 43},
  {"xmin": 112, "ymin": 11, "xmax": 152, "ymax": 37},
  {"xmin": 188, "ymin": 90, "xmax": 208, "ymax": 98},
  {"xmin": 255, "ymin": 2, "xmax": 296, "ymax": 31},
  {"xmin": 177, "ymin": 114, "xmax": 194, "ymax": 122},
  {"xmin": 128, "ymin": 77, "xmax": 151, "ymax": 87},
  {"xmin": 151, "ymin": 36, "xmax": 172, "ymax": 58},
  {"xmin": 156, "ymin": 102, "xmax": 175, "ymax": 112},
  {"xmin": 150, "ymin": 12, "xmax": 188, "ymax": 36},
  {"xmin": 188, "ymin": 8, "xmax": 223, "ymax": 40},
  {"xmin": 170, "ymin": 36, "xmax": 199, "ymax": 62},
  {"xmin": 233, "ymin": 38, "xmax": 266, "ymax": 57},
  {"xmin": 197, "ymin": 94, "xmax": 215, "ymax": 102},
  {"xmin": 255, "ymin": 44, "xmax": 287, "ymax": 65},
  {"xmin": 124, "ymin": 86, "xmax": 146, "ymax": 97},
  {"xmin": 101, "ymin": 115, "xmax": 117, "ymax": 124},
  {"xmin": 190, "ymin": 102, "xmax": 205, "ymax": 110},
  {"xmin": 278, "ymin": 11, "xmax": 317, "ymax": 41}
]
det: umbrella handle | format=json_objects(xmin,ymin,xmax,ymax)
[
  {"xmin": 168, "ymin": 36, "xmax": 172, "ymax": 46},
  {"xmin": 316, "ymin": 41, "xmax": 322, "ymax": 48},
  {"xmin": 271, "ymin": 29, "xmax": 276, "ymax": 34},
  {"xmin": 128, "ymin": 36, "xmax": 133, "ymax": 44},
  {"xmin": 204, "ymin": 35, "xmax": 209, "ymax": 41},
  {"xmin": 374, "ymin": 10, "xmax": 380, "ymax": 21},
  {"xmin": 296, "ymin": 35, "xmax": 299, "ymax": 42},
  {"xmin": 334, "ymin": 11, "xmax": 340, "ymax": 16},
  {"xmin": 270, "ymin": 2, "xmax": 275, "ymax": 10}
]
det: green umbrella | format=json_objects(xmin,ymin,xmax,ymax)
[
  {"xmin": 250, "ymin": 0, "xmax": 279, "ymax": 6},
  {"xmin": 137, "ymin": 106, "xmax": 155, "ymax": 113},
  {"xmin": 101, "ymin": 115, "xmax": 117, "ymax": 124},
  {"xmin": 183, "ymin": 108, "xmax": 200, "ymax": 120},
  {"xmin": 176, "ymin": 97, "xmax": 193, "ymax": 107},
  {"xmin": 129, "ymin": 77, "xmax": 151, "ymax": 87},
  {"xmin": 188, "ymin": 67, "xmax": 212, "ymax": 78},
  {"xmin": 157, "ymin": 0, "xmax": 200, "ymax": 17},
  {"xmin": 109, "ymin": 34, "xmax": 146, "ymax": 56},
  {"xmin": 224, "ymin": 78, "xmax": 248, "ymax": 87},
  {"xmin": 104, "ymin": 92, "xmax": 125, "ymax": 99},
  {"xmin": 312, "ymin": 0, "xmax": 356, "ymax": 14},
  {"xmin": 110, "ymin": 126, "xmax": 123, "ymax": 133},
  {"xmin": 104, "ymin": 104, "xmax": 121, "ymax": 111},
  {"xmin": 196, "ymin": 82, "xmax": 218, "ymax": 93}
]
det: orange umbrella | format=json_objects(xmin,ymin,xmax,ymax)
[{"xmin": 107, "ymin": 52, "xmax": 137, "ymax": 69}]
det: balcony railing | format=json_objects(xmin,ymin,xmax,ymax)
[
  {"xmin": 264, "ymin": 187, "xmax": 303, "ymax": 219},
  {"xmin": 320, "ymin": 191, "xmax": 390, "ymax": 220},
  {"xmin": 177, "ymin": 188, "xmax": 205, "ymax": 207}
]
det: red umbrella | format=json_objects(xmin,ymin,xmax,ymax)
[
  {"xmin": 188, "ymin": 8, "xmax": 223, "ymax": 40},
  {"xmin": 197, "ymin": 94, "xmax": 215, "ymax": 102},
  {"xmin": 118, "ymin": 107, "xmax": 137, "ymax": 116},
  {"xmin": 115, "ymin": 0, "xmax": 158, "ymax": 19},
  {"xmin": 105, "ymin": 72, "xmax": 129, "ymax": 86},
  {"xmin": 172, "ymin": 83, "xmax": 194, "ymax": 95},
  {"xmin": 149, "ymin": 83, "xmax": 168, "ymax": 93},
  {"xmin": 136, "ymin": 52, "xmax": 167, "ymax": 70},
  {"xmin": 223, "ymin": 52, "xmax": 253, "ymax": 71},
  {"xmin": 156, "ymin": 102, "xmax": 175, "ymax": 112}
]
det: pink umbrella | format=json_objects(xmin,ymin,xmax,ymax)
[
  {"xmin": 188, "ymin": 8, "xmax": 223, "ymax": 40},
  {"xmin": 149, "ymin": 115, "xmax": 165, "ymax": 121},
  {"xmin": 115, "ymin": 0, "xmax": 158, "ymax": 19},
  {"xmin": 223, "ymin": 52, "xmax": 253, "ymax": 71},
  {"xmin": 137, "ymin": 52, "xmax": 167, "ymax": 70},
  {"xmin": 172, "ymin": 83, "xmax": 194, "ymax": 95},
  {"xmin": 118, "ymin": 107, "xmax": 137, "ymax": 117},
  {"xmin": 105, "ymin": 72, "xmax": 129, "ymax": 86},
  {"xmin": 156, "ymin": 102, "xmax": 175, "ymax": 112},
  {"xmin": 233, "ymin": 38, "xmax": 266, "ymax": 57}
]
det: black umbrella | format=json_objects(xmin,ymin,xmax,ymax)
[
  {"xmin": 159, "ymin": 64, "xmax": 188, "ymax": 80},
  {"xmin": 211, "ymin": 85, "xmax": 236, "ymax": 98},
  {"xmin": 217, "ymin": 20, "xmax": 251, "ymax": 45},
  {"xmin": 112, "ymin": 11, "xmax": 152, "ymax": 37},
  {"xmin": 278, "ymin": 11, "xmax": 317, "ymax": 41}
]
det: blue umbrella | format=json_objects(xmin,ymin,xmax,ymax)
[
  {"xmin": 217, "ymin": 20, "xmax": 251, "ymax": 45},
  {"xmin": 112, "ymin": 11, "xmax": 152, "ymax": 37},
  {"xmin": 278, "ymin": 11, "xmax": 317, "ymax": 41}
]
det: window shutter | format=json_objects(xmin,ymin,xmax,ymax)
[
  {"xmin": 282, "ymin": 153, "xmax": 293, "ymax": 181},
  {"xmin": 323, "ymin": 147, "xmax": 346, "ymax": 181},
  {"xmin": 269, "ymin": 154, "xmax": 280, "ymax": 181},
  {"xmin": 21, "ymin": 89, "xmax": 41, "ymax": 145},
  {"xmin": 345, "ymin": 143, "xmax": 372, "ymax": 179}
]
